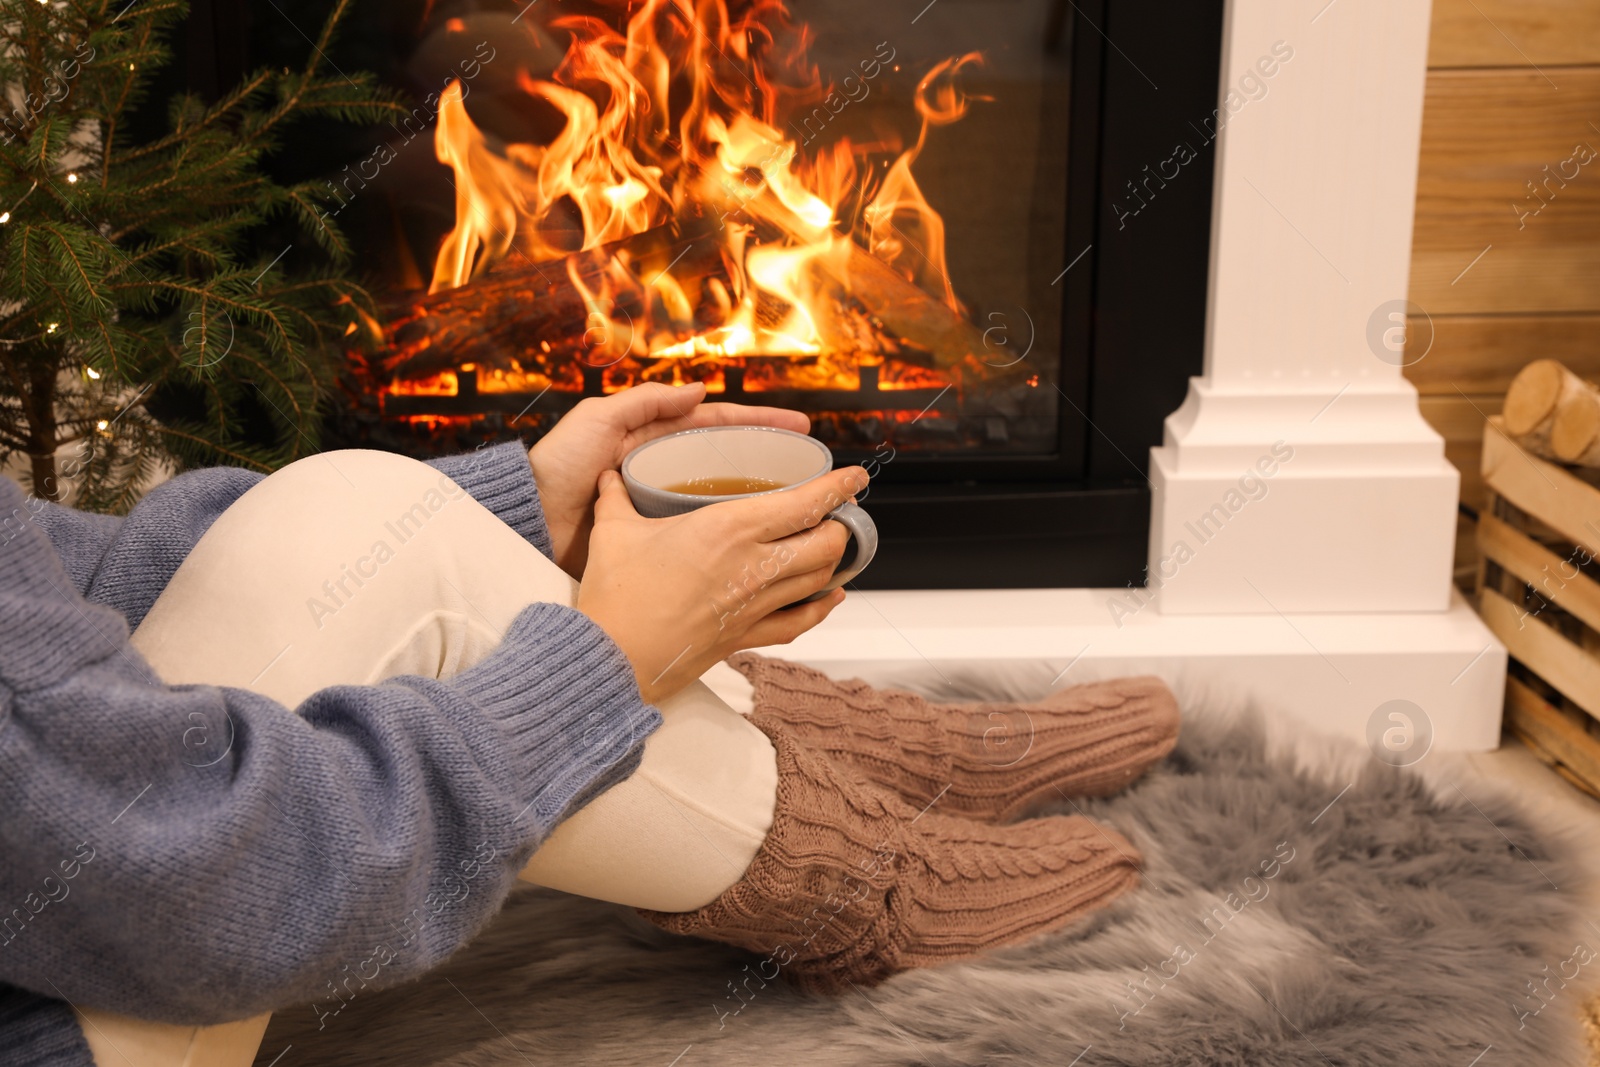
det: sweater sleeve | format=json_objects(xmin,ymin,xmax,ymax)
[
  {"xmin": 0, "ymin": 989, "xmax": 91, "ymax": 1067},
  {"xmin": 28, "ymin": 442, "xmax": 554, "ymax": 624},
  {"xmin": 427, "ymin": 443, "xmax": 555, "ymax": 560},
  {"xmin": 0, "ymin": 476, "xmax": 660, "ymax": 1025}
]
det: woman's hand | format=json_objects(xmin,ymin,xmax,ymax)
[
  {"xmin": 576, "ymin": 465, "xmax": 867, "ymax": 705},
  {"xmin": 526, "ymin": 382, "xmax": 810, "ymax": 579}
]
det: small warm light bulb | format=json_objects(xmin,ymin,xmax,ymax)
[
  {"xmin": 96, "ymin": 420, "xmax": 109, "ymax": 431},
  {"xmin": 129, "ymin": 63, "xmax": 136, "ymax": 71},
  {"xmin": 85, "ymin": 367, "xmax": 100, "ymax": 379},
  {"xmin": 0, "ymin": 212, "xmax": 11, "ymax": 224},
  {"xmin": 66, "ymin": 173, "xmax": 78, "ymax": 184},
  {"xmin": 46, "ymin": 322, "xmax": 58, "ymax": 333}
]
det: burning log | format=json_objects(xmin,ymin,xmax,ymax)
[
  {"xmin": 374, "ymin": 225, "xmax": 723, "ymax": 382},
  {"xmin": 369, "ymin": 228, "xmax": 994, "ymax": 387},
  {"xmin": 825, "ymin": 245, "xmax": 989, "ymax": 371},
  {"xmin": 705, "ymin": 173, "xmax": 996, "ymax": 373}
]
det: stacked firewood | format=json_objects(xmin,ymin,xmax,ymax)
[{"xmin": 1503, "ymin": 358, "xmax": 1600, "ymax": 468}]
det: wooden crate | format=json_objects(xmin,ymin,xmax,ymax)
[{"xmin": 1477, "ymin": 415, "xmax": 1600, "ymax": 797}]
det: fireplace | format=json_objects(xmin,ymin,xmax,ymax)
[
  {"xmin": 203, "ymin": 0, "xmax": 1225, "ymax": 589},
  {"xmin": 182, "ymin": 0, "xmax": 1505, "ymax": 750}
]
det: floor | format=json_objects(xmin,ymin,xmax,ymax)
[
  {"xmin": 1461, "ymin": 736, "xmax": 1600, "ymax": 1066},
  {"xmin": 1464, "ymin": 738, "xmax": 1600, "ymax": 888}
]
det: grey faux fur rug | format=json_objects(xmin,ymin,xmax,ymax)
[{"xmin": 254, "ymin": 680, "xmax": 1595, "ymax": 1066}]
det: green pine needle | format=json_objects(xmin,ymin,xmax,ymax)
[{"xmin": 0, "ymin": 0, "xmax": 406, "ymax": 510}]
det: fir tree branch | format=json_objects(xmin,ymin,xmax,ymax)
[
  {"xmin": 111, "ymin": 0, "xmax": 185, "ymax": 26},
  {"xmin": 108, "ymin": 277, "xmax": 296, "ymax": 354},
  {"xmin": 231, "ymin": 347, "xmax": 316, "ymax": 430},
  {"xmin": 105, "ymin": 131, "xmax": 266, "ymax": 204},
  {"xmin": 106, "ymin": 213, "xmax": 243, "ymax": 277},
  {"xmin": 82, "ymin": 315, "xmax": 124, "ymax": 377},
  {"xmin": 279, "ymin": 182, "xmax": 350, "ymax": 262},
  {"xmin": 112, "ymin": 69, "xmax": 273, "ymax": 167},
  {"xmin": 0, "ymin": 300, "xmax": 39, "ymax": 340},
  {"xmin": 144, "ymin": 422, "xmax": 273, "ymax": 471},
  {"xmin": 34, "ymin": 222, "xmax": 113, "ymax": 307},
  {"xmin": 102, "ymin": 8, "xmax": 163, "ymax": 188},
  {"xmin": 306, "ymin": 0, "xmax": 354, "ymax": 80}
]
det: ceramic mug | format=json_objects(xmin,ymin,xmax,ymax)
[{"xmin": 620, "ymin": 425, "xmax": 877, "ymax": 601}]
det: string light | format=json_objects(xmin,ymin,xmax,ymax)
[
  {"xmin": 95, "ymin": 420, "xmax": 108, "ymax": 431},
  {"xmin": 0, "ymin": 212, "xmax": 10, "ymax": 224},
  {"xmin": 46, "ymin": 323, "xmax": 58, "ymax": 334},
  {"xmin": 66, "ymin": 173, "xmax": 78, "ymax": 184},
  {"xmin": 85, "ymin": 367, "xmax": 100, "ymax": 379}
]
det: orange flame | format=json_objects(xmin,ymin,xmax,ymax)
[
  {"xmin": 428, "ymin": 0, "xmax": 982, "ymax": 367},
  {"xmin": 865, "ymin": 52, "xmax": 986, "ymax": 315}
]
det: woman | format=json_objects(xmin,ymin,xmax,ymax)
[{"xmin": 0, "ymin": 382, "xmax": 1177, "ymax": 1065}]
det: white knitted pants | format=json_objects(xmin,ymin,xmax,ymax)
[{"xmin": 77, "ymin": 449, "xmax": 776, "ymax": 1067}]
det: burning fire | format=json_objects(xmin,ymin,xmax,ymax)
[{"xmin": 422, "ymin": 0, "xmax": 984, "ymax": 385}]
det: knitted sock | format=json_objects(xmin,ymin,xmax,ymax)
[
  {"xmin": 638, "ymin": 714, "xmax": 1142, "ymax": 992},
  {"xmin": 728, "ymin": 653, "xmax": 1180, "ymax": 822}
]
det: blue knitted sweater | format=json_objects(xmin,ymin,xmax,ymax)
[{"xmin": 0, "ymin": 444, "xmax": 661, "ymax": 1065}]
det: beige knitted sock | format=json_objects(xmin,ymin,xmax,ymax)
[
  {"xmin": 727, "ymin": 653, "xmax": 1180, "ymax": 822},
  {"xmin": 638, "ymin": 713, "xmax": 1142, "ymax": 992}
]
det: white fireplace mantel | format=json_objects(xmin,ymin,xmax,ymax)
[
  {"xmin": 1150, "ymin": 0, "xmax": 1460, "ymax": 616},
  {"xmin": 766, "ymin": 0, "xmax": 1507, "ymax": 753}
]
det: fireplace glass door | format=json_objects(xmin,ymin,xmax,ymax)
[
  {"xmin": 183, "ymin": 0, "xmax": 1222, "ymax": 586},
  {"xmin": 339, "ymin": 0, "xmax": 1076, "ymax": 464}
]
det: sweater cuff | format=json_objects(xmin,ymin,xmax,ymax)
[
  {"xmin": 446, "ymin": 601, "xmax": 661, "ymax": 840},
  {"xmin": 428, "ymin": 443, "xmax": 554, "ymax": 560},
  {"xmin": 0, "ymin": 988, "xmax": 94, "ymax": 1067}
]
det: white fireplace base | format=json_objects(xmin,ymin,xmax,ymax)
[
  {"xmin": 755, "ymin": 0, "xmax": 1510, "ymax": 755},
  {"xmin": 758, "ymin": 587, "xmax": 1505, "ymax": 753}
]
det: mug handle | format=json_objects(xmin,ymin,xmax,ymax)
[{"xmin": 798, "ymin": 501, "xmax": 878, "ymax": 603}]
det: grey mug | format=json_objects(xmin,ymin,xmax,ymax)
[{"xmin": 620, "ymin": 425, "xmax": 877, "ymax": 601}]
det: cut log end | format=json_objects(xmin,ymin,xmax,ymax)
[
  {"xmin": 1554, "ymin": 388, "xmax": 1600, "ymax": 464},
  {"xmin": 1504, "ymin": 358, "xmax": 1570, "ymax": 435},
  {"xmin": 1504, "ymin": 358, "xmax": 1600, "ymax": 467}
]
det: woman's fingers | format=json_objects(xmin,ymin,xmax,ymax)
[
  {"xmin": 723, "ymin": 467, "xmax": 869, "ymax": 543},
  {"xmin": 603, "ymin": 382, "xmax": 708, "ymax": 436},
  {"xmin": 615, "ymin": 384, "xmax": 812, "ymax": 452},
  {"xmin": 756, "ymin": 516, "xmax": 851, "ymax": 578},
  {"xmin": 686, "ymin": 401, "xmax": 810, "ymax": 435},
  {"xmin": 591, "ymin": 469, "xmax": 641, "ymax": 521},
  {"xmin": 735, "ymin": 587, "xmax": 846, "ymax": 648},
  {"xmin": 730, "ymin": 559, "xmax": 844, "ymax": 621}
]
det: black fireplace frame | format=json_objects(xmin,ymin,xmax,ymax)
[
  {"xmin": 837, "ymin": 0, "xmax": 1226, "ymax": 589},
  {"xmin": 183, "ymin": 0, "xmax": 1224, "ymax": 590}
]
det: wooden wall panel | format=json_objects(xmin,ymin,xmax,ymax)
[
  {"xmin": 1429, "ymin": 0, "xmax": 1600, "ymax": 69},
  {"xmin": 1410, "ymin": 69, "xmax": 1600, "ymax": 314},
  {"xmin": 1413, "ymin": 247, "xmax": 1600, "ymax": 315},
  {"xmin": 1412, "ymin": 1, "xmax": 1600, "ymax": 591},
  {"xmin": 1420, "ymin": 394, "xmax": 1501, "ymax": 512},
  {"xmin": 1406, "ymin": 313, "xmax": 1600, "ymax": 393}
]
